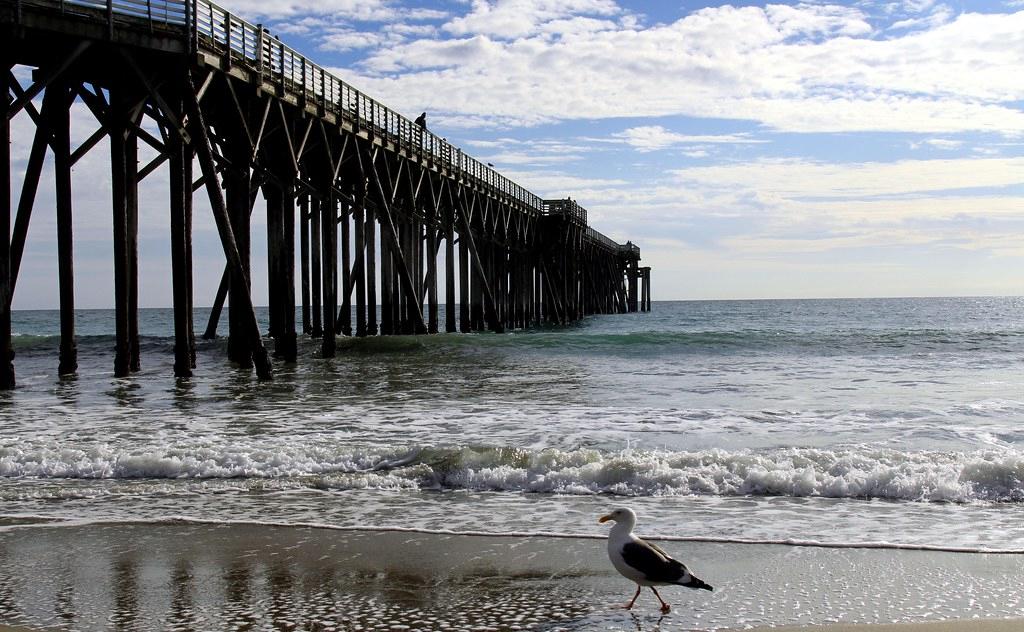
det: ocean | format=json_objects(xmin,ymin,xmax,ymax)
[{"xmin": 3, "ymin": 296, "xmax": 1023, "ymax": 552}]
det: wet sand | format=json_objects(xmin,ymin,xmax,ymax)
[
  {"xmin": 1, "ymin": 521, "xmax": 1022, "ymax": 630},
  {"xmin": 748, "ymin": 624, "xmax": 1024, "ymax": 631}
]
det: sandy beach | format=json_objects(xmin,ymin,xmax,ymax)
[{"xmin": 1, "ymin": 521, "xmax": 1022, "ymax": 631}]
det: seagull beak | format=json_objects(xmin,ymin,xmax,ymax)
[{"xmin": 598, "ymin": 514, "xmax": 613, "ymax": 524}]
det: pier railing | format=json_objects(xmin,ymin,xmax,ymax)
[
  {"xmin": 190, "ymin": 0, "xmax": 551, "ymax": 215},
  {"xmin": 10, "ymin": 0, "xmax": 629, "ymax": 249}
]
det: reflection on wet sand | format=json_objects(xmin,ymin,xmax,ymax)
[
  {"xmin": 167, "ymin": 558, "xmax": 197, "ymax": 631},
  {"xmin": 0, "ymin": 524, "xmax": 601, "ymax": 631},
  {"xmin": 111, "ymin": 554, "xmax": 139, "ymax": 630},
  {"xmin": 2, "ymin": 523, "xmax": 1023, "ymax": 631}
]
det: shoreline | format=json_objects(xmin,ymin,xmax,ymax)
[{"xmin": 1, "ymin": 523, "xmax": 1023, "ymax": 631}]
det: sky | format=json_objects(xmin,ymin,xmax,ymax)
[{"xmin": 9, "ymin": 0, "xmax": 1024, "ymax": 308}]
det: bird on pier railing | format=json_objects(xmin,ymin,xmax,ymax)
[{"xmin": 599, "ymin": 507, "xmax": 713, "ymax": 614}]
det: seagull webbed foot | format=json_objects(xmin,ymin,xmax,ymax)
[
  {"xmin": 621, "ymin": 585, "xmax": 642, "ymax": 610},
  {"xmin": 650, "ymin": 587, "xmax": 671, "ymax": 613}
]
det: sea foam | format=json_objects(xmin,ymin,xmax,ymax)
[{"xmin": 2, "ymin": 442, "xmax": 1023, "ymax": 503}]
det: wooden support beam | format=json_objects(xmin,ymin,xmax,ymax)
[
  {"xmin": 445, "ymin": 215, "xmax": 456, "ymax": 333},
  {"xmin": 471, "ymin": 241, "xmax": 483, "ymax": 331},
  {"xmin": 119, "ymin": 49, "xmax": 190, "ymax": 144},
  {"xmin": 169, "ymin": 103, "xmax": 193, "ymax": 378},
  {"xmin": 203, "ymin": 269, "xmax": 228, "ymax": 340},
  {"xmin": 126, "ymin": 105, "xmax": 141, "ymax": 373},
  {"xmin": 137, "ymin": 153, "xmax": 169, "ymax": 182},
  {"xmin": 400, "ymin": 221, "xmax": 411, "ymax": 334},
  {"xmin": 185, "ymin": 155, "xmax": 196, "ymax": 369},
  {"xmin": 540, "ymin": 258, "xmax": 565, "ymax": 324},
  {"xmin": 366, "ymin": 202, "xmax": 377, "ymax": 335},
  {"xmin": 110, "ymin": 89, "xmax": 131, "ymax": 378},
  {"xmin": 0, "ymin": 65, "xmax": 14, "ymax": 389},
  {"xmin": 186, "ymin": 88, "xmax": 271, "ymax": 380},
  {"xmin": 320, "ymin": 195, "xmax": 337, "ymax": 357},
  {"xmin": 51, "ymin": 83, "xmax": 77, "ymax": 376},
  {"xmin": 338, "ymin": 196, "xmax": 352, "ymax": 336},
  {"xmin": 354, "ymin": 201, "xmax": 366, "ymax": 337},
  {"xmin": 380, "ymin": 224, "xmax": 393, "ymax": 335},
  {"xmin": 426, "ymin": 224, "xmax": 438, "ymax": 333},
  {"xmin": 390, "ymin": 231, "xmax": 401, "ymax": 334},
  {"xmin": 265, "ymin": 181, "xmax": 297, "ymax": 361},
  {"xmin": 6, "ymin": 71, "xmax": 44, "ymax": 132},
  {"xmin": 10, "ymin": 94, "xmax": 50, "ymax": 294},
  {"xmin": 281, "ymin": 182, "xmax": 297, "ymax": 361},
  {"xmin": 299, "ymin": 194, "xmax": 311, "ymax": 335},
  {"xmin": 458, "ymin": 230, "xmax": 469, "ymax": 333},
  {"xmin": 534, "ymin": 262, "xmax": 542, "ymax": 327},
  {"xmin": 8, "ymin": 42, "xmax": 90, "ymax": 120},
  {"xmin": 310, "ymin": 195, "xmax": 322, "ymax": 337},
  {"xmin": 69, "ymin": 127, "xmax": 104, "ymax": 168},
  {"xmin": 457, "ymin": 198, "xmax": 503, "ymax": 334},
  {"xmin": 226, "ymin": 165, "xmax": 253, "ymax": 368},
  {"xmin": 265, "ymin": 184, "xmax": 283, "ymax": 342},
  {"xmin": 369, "ymin": 158, "xmax": 427, "ymax": 334},
  {"xmin": 628, "ymin": 257, "xmax": 639, "ymax": 313}
]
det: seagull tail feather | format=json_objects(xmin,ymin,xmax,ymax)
[{"xmin": 679, "ymin": 575, "xmax": 713, "ymax": 591}]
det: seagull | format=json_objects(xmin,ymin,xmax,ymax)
[{"xmin": 599, "ymin": 507, "xmax": 713, "ymax": 613}]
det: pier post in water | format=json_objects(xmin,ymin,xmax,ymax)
[
  {"xmin": 427, "ymin": 222, "xmax": 438, "ymax": 334},
  {"xmin": 110, "ymin": 88, "xmax": 131, "ymax": 377},
  {"xmin": 365, "ymin": 198, "xmax": 377, "ymax": 336},
  {"xmin": 354, "ymin": 198, "xmax": 366, "ymax": 337},
  {"xmin": 320, "ymin": 196, "xmax": 337, "ymax": 357},
  {"xmin": 0, "ymin": 64, "xmax": 14, "ymax": 389},
  {"xmin": 310, "ymin": 196, "xmax": 322, "ymax": 338},
  {"xmin": 48, "ymin": 82, "xmax": 77, "ymax": 376},
  {"xmin": 627, "ymin": 257, "xmax": 639, "ymax": 313},
  {"xmin": 339, "ymin": 194, "xmax": 351, "ymax": 336},
  {"xmin": 265, "ymin": 180, "xmax": 297, "ymax": 362},
  {"xmin": 380, "ymin": 223, "xmax": 393, "ymax": 335},
  {"xmin": 168, "ymin": 92, "xmax": 192, "ymax": 378},
  {"xmin": 225, "ymin": 163, "xmax": 254, "ymax": 367},
  {"xmin": 125, "ymin": 102, "xmax": 140, "ymax": 373},
  {"xmin": 281, "ymin": 183, "xmax": 297, "ymax": 361},
  {"xmin": 299, "ymin": 194, "xmax": 312, "ymax": 335},
  {"xmin": 445, "ymin": 211, "xmax": 456, "ymax": 333},
  {"xmin": 186, "ymin": 91, "xmax": 271, "ymax": 379}
]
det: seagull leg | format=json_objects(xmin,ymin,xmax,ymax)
[
  {"xmin": 622, "ymin": 584, "xmax": 642, "ymax": 609},
  {"xmin": 650, "ymin": 587, "xmax": 671, "ymax": 613}
]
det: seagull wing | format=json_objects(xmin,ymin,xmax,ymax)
[
  {"xmin": 624, "ymin": 539, "xmax": 714, "ymax": 590},
  {"xmin": 621, "ymin": 539, "xmax": 687, "ymax": 583}
]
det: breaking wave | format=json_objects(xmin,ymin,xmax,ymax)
[{"xmin": 2, "ymin": 442, "xmax": 1023, "ymax": 503}]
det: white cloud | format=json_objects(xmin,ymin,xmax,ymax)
[
  {"xmin": 443, "ymin": 0, "xmax": 621, "ymax": 39},
  {"xmin": 337, "ymin": 5, "xmax": 1024, "ymax": 135},
  {"xmin": 911, "ymin": 138, "xmax": 964, "ymax": 150},
  {"xmin": 669, "ymin": 157, "xmax": 1024, "ymax": 199},
  {"xmin": 319, "ymin": 30, "xmax": 391, "ymax": 52},
  {"xmin": 226, "ymin": 0, "xmax": 395, "ymax": 20},
  {"xmin": 612, "ymin": 126, "xmax": 767, "ymax": 152}
]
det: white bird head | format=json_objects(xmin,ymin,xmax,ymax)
[{"xmin": 598, "ymin": 507, "xmax": 637, "ymax": 528}]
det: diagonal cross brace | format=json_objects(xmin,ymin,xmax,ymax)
[
  {"xmin": 368, "ymin": 154, "xmax": 427, "ymax": 334},
  {"xmin": 185, "ymin": 87, "xmax": 271, "ymax": 379},
  {"xmin": 456, "ymin": 192, "xmax": 503, "ymax": 334}
]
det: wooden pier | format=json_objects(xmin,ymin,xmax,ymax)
[{"xmin": 0, "ymin": 0, "xmax": 651, "ymax": 387}]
